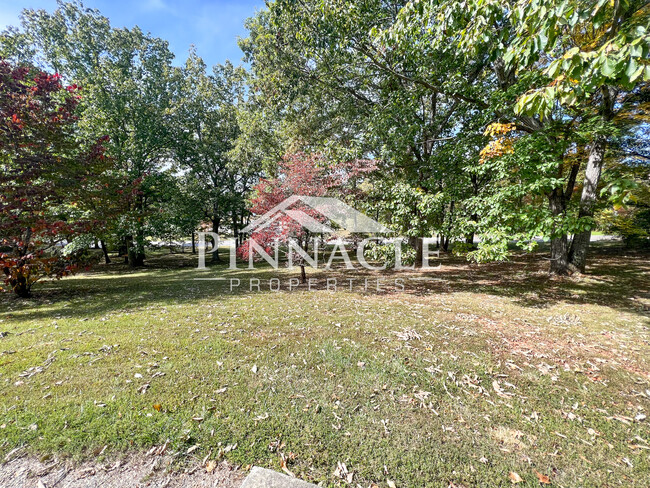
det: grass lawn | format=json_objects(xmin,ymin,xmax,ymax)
[{"xmin": 1, "ymin": 245, "xmax": 649, "ymax": 487}]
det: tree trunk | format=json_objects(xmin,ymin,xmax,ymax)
[
  {"xmin": 127, "ymin": 233, "xmax": 145, "ymax": 267},
  {"xmin": 212, "ymin": 218, "xmax": 221, "ymax": 262},
  {"xmin": 134, "ymin": 226, "xmax": 146, "ymax": 266},
  {"xmin": 441, "ymin": 235, "xmax": 449, "ymax": 252},
  {"xmin": 408, "ymin": 237, "xmax": 424, "ymax": 267},
  {"xmin": 568, "ymin": 136, "xmax": 608, "ymax": 273},
  {"xmin": 466, "ymin": 213, "xmax": 478, "ymax": 246},
  {"xmin": 550, "ymin": 233, "xmax": 571, "ymax": 275},
  {"xmin": 548, "ymin": 190, "xmax": 571, "ymax": 275},
  {"xmin": 119, "ymin": 237, "xmax": 129, "ymax": 264},
  {"xmin": 100, "ymin": 240, "xmax": 111, "ymax": 264},
  {"xmin": 126, "ymin": 235, "xmax": 135, "ymax": 265},
  {"xmin": 11, "ymin": 274, "xmax": 30, "ymax": 298},
  {"xmin": 444, "ymin": 201, "xmax": 455, "ymax": 252},
  {"xmin": 192, "ymin": 231, "xmax": 196, "ymax": 254},
  {"xmin": 300, "ymin": 265, "xmax": 307, "ymax": 284},
  {"xmin": 129, "ymin": 229, "xmax": 146, "ymax": 267},
  {"xmin": 232, "ymin": 214, "xmax": 239, "ymax": 249}
]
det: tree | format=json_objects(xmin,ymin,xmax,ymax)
[
  {"xmin": 2, "ymin": 1, "xmax": 178, "ymax": 267},
  {"xmin": 239, "ymin": 152, "xmax": 376, "ymax": 281},
  {"xmin": 0, "ymin": 60, "xmax": 107, "ymax": 297},
  {"xmin": 371, "ymin": 0, "xmax": 650, "ymax": 273},
  {"xmin": 172, "ymin": 50, "xmax": 258, "ymax": 261},
  {"xmin": 241, "ymin": 0, "xmax": 497, "ymax": 262},
  {"xmin": 508, "ymin": 0, "xmax": 650, "ymax": 272},
  {"xmin": 147, "ymin": 173, "xmax": 204, "ymax": 253}
]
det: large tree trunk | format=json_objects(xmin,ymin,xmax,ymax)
[
  {"xmin": 127, "ymin": 233, "xmax": 145, "ymax": 267},
  {"xmin": 568, "ymin": 136, "xmax": 608, "ymax": 273},
  {"xmin": 568, "ymin": 86, "xmax": 615, "ymax": 273},
  {"xmin": 550, "ymin": 233, "xmax": 571, "ymax": 275},
  {"xmin": 192, "ymin": 231, "xmax": 196, "ymax": 254},
  {"xmin": 548, "ymin": 190, "xmax": 571, "ymax": 275},
  {"xmin": 129, "ymin": 227, "xmax": 146, "ymax": 267}
]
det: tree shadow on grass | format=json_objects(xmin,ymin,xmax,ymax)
[
  {"xmin": 395, "ymin": 243, "xmax": 650, "ymax": 319},
  {"xmin": 1, "ymin": 242, "xmax": 649, "ymax": 325}
]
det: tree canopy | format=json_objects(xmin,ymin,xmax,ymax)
[{"xmin": 0, "ymin": 0, "xmax": 648, "ymax": 296}]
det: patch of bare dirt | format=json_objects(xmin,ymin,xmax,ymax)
[{"xmin": 0, "ymin": 452, "xmax": 244, "ymax": 488}]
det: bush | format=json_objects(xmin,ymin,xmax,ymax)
[{"xmin": 597, "ymin": 208, "xmax": 650, "ymax": 247}]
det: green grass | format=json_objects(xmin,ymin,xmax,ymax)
[{"xmin": 1, "ymin": 246, "xmax": 649, "ymax": 487}]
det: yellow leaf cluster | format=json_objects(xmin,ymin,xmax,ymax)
[
  {"xmin": 483, "ymin": 122, "xmax": 516, "ymax": 137},
  {"xmin": 479, "ymin": 137, "xmax": 514, "ymax": 164}
]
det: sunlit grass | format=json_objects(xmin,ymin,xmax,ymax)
[{"xmin": 0, "ymin": 246, "xmax": 649, "ymax": 486}]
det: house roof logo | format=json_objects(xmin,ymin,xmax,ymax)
[{"xmin": 241, "ymin": 195, "xmax": 392, "ymax": 234}]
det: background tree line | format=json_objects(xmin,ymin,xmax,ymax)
[
  {"xmin": 1, "ymin": 0, "xmax": 649, "ymax": 296},
  {"xmin": 1, "ymin": 0, "xmax": 268, "ymax": 296}
]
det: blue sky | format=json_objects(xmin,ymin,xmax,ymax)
[{"xmin": 0, "ymin": 0, "xmax": 265, "ymax": 67}]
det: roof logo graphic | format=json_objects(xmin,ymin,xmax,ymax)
[{"xmin": 241, "ymin": 195, "xmax": 392, "ymax": 234}]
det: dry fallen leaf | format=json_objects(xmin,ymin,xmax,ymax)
[
  {"xmin": 333, "ymin": 461, "xmax": 354, "ymax": 484},
  {"xmin": 153, "ymin": 403, "xmax": 161, "ymax": 412},
  {"xmin": 205, "ymin": 460, "xmax": 217, "ymax": 473},
  {"xmin": 280, "ymin": 453, "xmax": 295, "ymax": 477},
  {"xmin": 509, "ymin": 471, "xmax": 523, "ymax": 484},
  {"xmin": 493, "ymin": 380, "xmax": 512, "ymax": 398},
  {"xmin": 534, "ymin": 470, "xmax": 551, "ymax": 484}
]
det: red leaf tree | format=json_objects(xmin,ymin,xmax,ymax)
[
  {"xmin": 0, "ymin": 60, "xmax": 108, "ymax": 297},
  {"xmin": 238, "ymin": 152, "xmax": 376, "ymax": 281}
]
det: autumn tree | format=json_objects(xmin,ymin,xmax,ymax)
[
  {"xmin": 0, "ymin": 60, "xmax": 107, "ymax": 297},
  {"xmin": 239, "ymin": 152, "xmax": 376, "ymax": 282},
  {"xmin": 1, "ymin": 1, "xmax": 178, "ymax": 267}
]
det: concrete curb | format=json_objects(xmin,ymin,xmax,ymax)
[{"xmin": 240, "ymin": 467, "xmax": 318, "ymax": 488}]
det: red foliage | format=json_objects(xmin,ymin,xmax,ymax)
[
  {"xmin": 0, "ymin": 60, "xmax": 108, "ymax": 296},
  {"xmin": 238, "ymin": 152, "xmax": 376, "ymax": 261}
]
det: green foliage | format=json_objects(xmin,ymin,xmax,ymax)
[
  {"xmin": 363, "ymin": 240, "xmax": 416, "ymax": 268},
  {"xmin": 0, "ymin": 60, "xmax": 108, "ymax": 296},
  {"xmin": 597, "ymin": 159, "xmax": 650, "ymax": 245}
]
